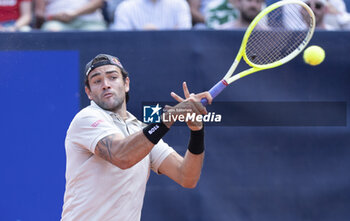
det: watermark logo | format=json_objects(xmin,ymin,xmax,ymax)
[
  {"xmin": 143, "ymin": 103, "xmax": 162, "ymax": 123},
  {"xmin": 162, "ymin": 109, "xmax": 222, "ymax": 123},
  {"xmin": 142, "ymin": 102, "xmax": 222, "ymax": 124},
  {"xmin": 142, "ymin": 101, "xmax": 346, "ymax": 126}
]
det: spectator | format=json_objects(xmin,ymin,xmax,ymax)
[
  {"xmin": 324, "ymin": 0, "xmax": 350, "ymax": 30},
  {"xmin": 187, "ymin": 0, "xmax": 215, "ymax": 28},
  {"xmin": 304, "ymin": 0, "xmax": 335, "ymax": 29},
  {"xmin": 103, "ymin": 0, "xmax": 124, "ymax": 26},
  {"xmin": 219, "ymin": 0, "xmax": 264, "ymax": 29},
  {"xmin": 0, "ymin": 0, "xmax": 32, "ymax": 32},
  {"xmin": 205, "ymin": 0, "xmax": 239, "ymax": 29},
  {"xmin": 34, "ymin": 0, "xmax": 107, "ymax": 31},
  {"xmin": 283, "ymin": 0, "xmax": 336, "ymax": 30},
  {"xmin": 111, "ymin": 0, "xmax": 192, "ymax": 30}
]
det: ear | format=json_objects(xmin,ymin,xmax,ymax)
[
  {"xmin": 85, "ymin": 86, "xmax": 92, "ymax": 100},
  {"xmin": 124, "ymin": 77, "xmax": 130, "ymax": 93}
]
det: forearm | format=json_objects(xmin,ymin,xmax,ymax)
[
  {"xmin": 15, "ymin": 1, "xmax": 32, "ymax": 30},
  {"xmin": 179, "ymin": 150, "xmax": 204, "ymax": 188},
  {"xmin": 159, "ymin": 127, "xmax": 205, "ymax": 188},
  {"xmin": 71, "ymin": 0, "xmax": 103, "ymax": 17},
  {"xmin": 180, "ymin": 127, "xmax": 205, "ymax": 187},
  {"xmin": 14, "ymin": 14, "xmax": 31, "ymax": 29},
  {"xmin": 96, "ymin": 131, "xmax": 155, "ymax": 169},
  {"xmin": 96, "ymin": 121, "xmax": 169, "ymax": 169}
]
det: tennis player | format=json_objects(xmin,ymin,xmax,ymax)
[{"xmin": 61, "ymin": 54, "xmax": 212, "ymax": 220}]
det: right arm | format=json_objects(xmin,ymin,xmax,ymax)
[
  {"xmin": 95, "ymin": 82, "xmax": 211, "ymax": 170},
  {"xmin": 48, "ymin": 0, "xmax": 104, "ymax": 22},
  {"xmin": 14, "ymin": 1, "xmax": 32, "ymax": 29},
  {"xmin": 95, "ymin": 116, "xmax": 175, "ymax": 169},
  {"xmin": 95, "ymin": 130, "xmax": 156, "ymax": 169},
  {"xmin": 2, "ymin": 1, "xmax": 32, "ymax": 31}
]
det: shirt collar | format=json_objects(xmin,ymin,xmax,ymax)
[{"xmin": 90, "ymin": 100, "xmax": 138, "ymax": 123}]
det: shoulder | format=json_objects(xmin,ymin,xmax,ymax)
[
  {"xmin": 75, "ymin": 105, "xmax": 106, "ymax": 120},
  {"xmin": 69, "ymin": 105, "xmax": 113, "ymax": 129}
]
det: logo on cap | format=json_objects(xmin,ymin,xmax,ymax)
[{"xmin": 112, "ymin": 57, "xmax": 123, "ymax": 68}]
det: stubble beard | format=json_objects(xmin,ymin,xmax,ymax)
[
  {"xmin": 241, "ymin": 8, "xmax": 259, "ymax": 23},
  {"xmin": 96, "ymin": 93, "xmax": 125, "ymax": 113}
]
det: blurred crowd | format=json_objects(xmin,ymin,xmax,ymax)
[{"xmin": 1, "ymin": 0, "xmax": 350, "ymax": 32}]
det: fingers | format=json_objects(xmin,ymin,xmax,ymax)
[
  {"xmin": 170, "ymin": 81, "xmax": 190, "ymax": 103},
  {"xmin": 188, "ymin": 96, "xmax": 208, "ymax": 115},
  {"xmin": 182, "ymin": 82, "xmax": 191, "ymax": 98},
  {"xmin": 170, "ymin": 91, "xmax": 184, "ymax": 103},
  {"xmin": 166, "ymin": 83, "xmax": 214, "ymax": 130},
  {"xmin": 195, "ymin": 91, "xmax": 213, "ymax": 105},
  {"xmin": 171, "ymin": 82, "xmax": 213, "ymax": 108},
  {"xmin": 180, "ymin": 82, "xmax": 213, "ymax": 105},
  {"xmin": 163, "ymin": 104, "xmax": 172, "ymax": 112}
]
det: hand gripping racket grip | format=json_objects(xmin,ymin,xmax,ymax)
[{"xmin": 201, "ymin": 80, "xmax": 228, "ymax": 106}]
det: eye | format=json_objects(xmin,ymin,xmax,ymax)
[
  {"xmin": 93, "ymin": 79, "xmax": 101, "ymax": 84},
  {"xmin": 315, "ymin": 2, "xmax": 323, "ymax": 9}
]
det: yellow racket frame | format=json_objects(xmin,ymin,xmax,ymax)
[{"xmin": 223, "ymin": 0, "xmax": 316, "ymax": 84}]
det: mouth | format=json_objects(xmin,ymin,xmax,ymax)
[
  {"xmin": 248, "ymin": 8, "xmax": 258, "ymax": 14},
  {"xmin": 103, "ymin": 92, "xmax": 114, "ymax": 98}
]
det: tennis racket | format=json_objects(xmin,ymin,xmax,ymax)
[{"xmin": 201, "ymin": 0, "xmax": 315, "ymax": 105}]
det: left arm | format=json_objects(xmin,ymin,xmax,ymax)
[
  {"xmin": 159, "ymin": 148, "xmax": 204, "ymax": 188},
  {"xmin": 158, "ymin": 82, "xmax": 211, "ymax": 188},
  {"xmin": 50, "ymin": 0, "xmax": 103, "ymax": 22},
  {"xmin": 13, "ymin": 1, "xmax": 32, "ymax": 31}
]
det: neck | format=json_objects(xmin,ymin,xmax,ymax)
[
  {"xmin": 238, "ymin": 18, "xmax": 251, "ymax": 27},
  {"xmin": 114, "ymin": 102, "xmax": 128, "ymax": 119},
  {"xmin": 316, "ymin": 19, "xmax": 325, "ymax": 29}
]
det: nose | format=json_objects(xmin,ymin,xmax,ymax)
[
  {"xmin": 102, "ymin": 78, "xmax": 111, "ymax": 90},
  {"xmin": 251, "ymin": 1, "xmax": 260, "ymax": 9}
]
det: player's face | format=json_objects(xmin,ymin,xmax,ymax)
[
  {"xmin": 305, "ymin": 0, "xmax": 326, "ymax": 26},
  {"xmin": 85, "ymin": 65, "xmax": 129, "ymax": 112},
  {"xmin": 239, "ymin": 0, "xmax": 264, "ymax": 22}
]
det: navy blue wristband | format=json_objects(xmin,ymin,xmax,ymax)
[
  {"xmin": 143, "ymin": 121, "xmax": 169, "ymax": 144},
  {"xmin": 188, "ymin": 126, "xmax": 205, "ymax": 154}
]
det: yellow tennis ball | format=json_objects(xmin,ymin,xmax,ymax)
[{"xmin": 303, "ymin": 45, "xmax": 325, "ymax": 66}]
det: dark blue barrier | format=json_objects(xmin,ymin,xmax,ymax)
[{"xmin": 0, "ymin": 31, "xmax": 349, "ymax": 221}]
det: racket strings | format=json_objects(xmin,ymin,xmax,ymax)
[{"xmin": 245, "ymin": 4, "xmax": 313, "ymax": 65}]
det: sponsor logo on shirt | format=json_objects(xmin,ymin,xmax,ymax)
[{"xmin": 91, "ymin": 119, "xmax": 104, "ymax": 127}]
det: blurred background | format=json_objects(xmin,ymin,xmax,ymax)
[{"xmin": 1, "ymin": 0, "xmax": 350, "ymax": 220}]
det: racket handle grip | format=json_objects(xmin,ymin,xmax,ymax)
[{"xmin": 201, "ymin": 80, "xmax": 228, "ymax": 106}]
